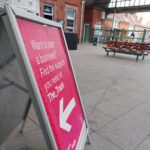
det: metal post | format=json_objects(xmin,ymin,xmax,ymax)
[
  {"xmin": 112, "ymin": 0, "xmax": 117, "ymax": 30},
  {"xmin": 141, "ymin": 29, "xmax": 146, "ymax": 43},
  {"xmin": 79, "ymin": 0, "xmax": 85, "ymax": 43},
  {"xmin": 104, "ymin": 28, "xmax": 107, "ymax": 43},
  {"xmin": 119, "ymin": 29, "xmax": 124, "ymax": 41},
  {"xmin": 114, "ymin": 28, "xmax": 118, "ymax": 41},
  {"xmin": 112, "ymin": 0, "xmax": 131, "ymax": 30},
  {"xmin": 136, "ymin": 55, "xmax": 139, "ymax": 61},
  {"xmin": 111, "ymin": 28, "xmax": 115, "ymax": 40}
]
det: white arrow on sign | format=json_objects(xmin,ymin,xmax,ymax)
[{"xmin": 59, "ymin": 97, "xmax": 76, "ymax": 132}]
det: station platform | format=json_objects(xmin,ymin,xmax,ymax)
[{"xmin": 1, "ymin": 43, "xmax": 150, "ymax": 150}]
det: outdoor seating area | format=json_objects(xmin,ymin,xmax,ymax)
[{"xmin": 103, "ymin": 40, "xmax": 150, "ymax": 61}]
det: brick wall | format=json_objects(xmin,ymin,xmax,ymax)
[
  {"xmin": 84, "ymin": 7, "xmax": 93, "ymax": 24},
  {"xmin": 84, "ymin": 6, "xmax": 104, "ymax": 41},
  {"xmin": 84, "ymin": 6, "xmax": 92, "ymax": 39},
  {"xmin": 40, "ymin": 0, "xmax": 82, "ymax": 38},
  {"xmin": 104, "ymin": 19, "xmax": 129, "ymax": 31},
  {"xmin": 92, "ymin": 7, "xmax": 102, "ymax": 29},
  {"xmin": 120, "ymin": 22, "xmax": 129, "ymax": 30}
]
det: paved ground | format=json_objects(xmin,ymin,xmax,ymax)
[{"xmin": 1, "ymin": 44, "xmax": 150, "ymax": 150}]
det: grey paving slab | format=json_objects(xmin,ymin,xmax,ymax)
[
  {"xmin": 125, "ymin": 91, "xmax": 150, "ymax": 102},
  {"xmin": 98, "ymin": 84, "xmax": 131, "ymax": 102},
  {"xmin": 82, "ymin": 89, "xmax": 106, "ymax": 107},
  {"xmin": 1, "ymin": 127, "xmax": 47, "ymax": 150},
  {"xmin": 83, "ymin": 103, "xmax": 93, "ymax": 118},
  {"xmin": 88, "ymin": 108, "xmax": 115, "ymax": 130},
  {"xmin": 135, "ymin": 135, "xmax": 150, "ymax": 150},
  {"xmin": 97, "ymin": 94, "xmax": 141, "ymax": 118},
  {"xmin": 28, "ymin": 105, "xmax": 40, "ymax": 127},
  {"xmin": 77, "ymin": 80, "xmax": 103, "ymax": 95},
  {"xmin": 84, "ymin": 132, "xmax": 122, "ymax": 150},
  {"xmin": 98, "ymin": 102, "xmax": 150, "ymax": 150}
]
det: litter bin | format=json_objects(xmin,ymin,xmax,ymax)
[
  {"xmin": 93, "ymin": 37, "xmax": 98, "ymax": 46},
  {"xmin": 65, "ymin": 33, "xmax": 78, "ymax": 50}
]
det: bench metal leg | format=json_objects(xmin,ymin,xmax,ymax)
[
  {"xmin": 142, "ymin": 55, "xmax": 145, "ymax": 60},
  {"xmin": 113, "ymin": 51, "xmax": 115, "ymax": 55},
  {"xmin": 136, "ymin": 55, "xmax": 139, "ymax": 61},
  {"xmin": 106, "ymin": 51, "xmax": 109, "ymax": 56}
]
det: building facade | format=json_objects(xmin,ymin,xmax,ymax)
[
  {"xmin": 40, "ymin": 0, "xmax": 84, "ymax": 39},
  {"xmin": 0, "ymin": 0, "xmax": 84, "ymax": 41}
]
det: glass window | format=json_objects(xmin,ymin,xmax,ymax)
[
  {"xmin": 66, "ymin": 9, "xmax": 76, "ymax": 33},
  {"xmin": 43, "ymin": 4, "xmax": 53, "ymax": 20},
  {"xmin": 67, "ymin": 20, "xmax": 74, "ymax": 27},
  {"xmin": 120, "ymin": 1, "xmax": 124, "ymax": 7},
  {"xmin": 109, "ymin": 2, "xmax": 113, "ymax": 7},
  {"xmin": 125, "ymin": 1, "xmax": 130, "ymax": 7},
  {"xmin": 134, "ymin": 0, "xmax": 140, "ymax": 6},
  {"xmin": 67, "ymin": 9, "xmax": 75, "ymax": 18},
  {"xmin": 117, "ymin": 1, "xmax": 121, "ymax": 7},
  {"xmin": 129, "ymin": 0, "xmax": 135, "ymax": 6},
  {"xmin": 139, "ymin": 0, "xmax": 144, "ymax": 5},
  {"xmin": 145, "ymin": 0, "xmax": 150, "ymax": 5},
  {"xmin": 113, "ymin": 2, "xmax": 116, "ymax": 7}
]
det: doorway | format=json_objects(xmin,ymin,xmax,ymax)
[{"xmin": 83, "ymin": 24, "xmax": 90, "ymax": 43}]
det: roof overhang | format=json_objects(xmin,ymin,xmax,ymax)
[{"xmin": 86, "ymin": 0, "xmax": 111, "ymax": 8}]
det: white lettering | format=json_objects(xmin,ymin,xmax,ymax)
[
  {"xmin": 40, "ymin": 65, "xmax": 55, "ymax": 78},
  {"xmin": 44, "ymin": 80, "xmax": 52, "ymax": 93},
  {"xmin": 47, "ymin": 91, "xmax": 58, "ymax": 102},
  {"xmin": 30, "ymin": 40, "xmax": 55, "ymax": 50},
  {"xmin": 55, "ymin": 82, "xmax": 64, "ymax": 94},
  {"xmin": 37, "ymin": 52, "xmax": 56, "ymax": 65}
]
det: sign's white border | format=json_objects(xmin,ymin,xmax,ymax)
[{"xmin": 3, "ymin": 5, "xmax": 90, "ymax": 150}]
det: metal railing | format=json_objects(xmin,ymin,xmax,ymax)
[{"xmin": 92, "ymin": 28, "xmax": 150, "ymax": 44}]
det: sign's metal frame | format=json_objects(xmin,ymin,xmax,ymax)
[{"xmin": 2, "ymin": 4, "xmax": 90, "ymax": 150}]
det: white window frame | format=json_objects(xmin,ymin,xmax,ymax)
[{"xmin": 66, "ymin": 9, "xmax": 76, "ymax": 33}]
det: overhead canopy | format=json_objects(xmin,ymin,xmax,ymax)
[
  {"xmin": 109, "ymin": 0, "xmax": 150, "ymax": 8},
  {"xmin": 85, "ymin": 0, "xmax": 150, "ymax": 13},
  {"xmin": 86, "ymin": 0, "xmax": 111, "ymax": 8}
]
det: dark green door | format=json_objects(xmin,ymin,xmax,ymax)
[{"xmin": 84, "ymin": 24, "xmax": 90, "ymax": 43}]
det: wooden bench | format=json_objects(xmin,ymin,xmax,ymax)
[
  {"xmin": 103, "ymin": 40, "xmax": 116, "ymax": 51},
  {"xmin": 103, "ymin": 41, "xmax": 148, "ymax": 61}
]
